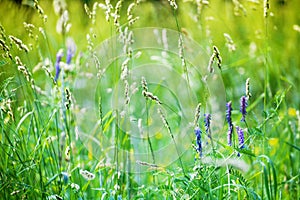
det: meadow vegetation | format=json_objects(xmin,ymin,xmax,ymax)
[{"xmin": 0, "ymin": 0, "xmax": 299, "ymax": 199}]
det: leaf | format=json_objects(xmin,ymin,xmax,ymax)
[
  {"xmin": 16, "ymin": 111, "xmax": 34, "ymax": 131},
  {"xmin": 284, "ymin": 141, "xmax": 300, "ymax": 151},
  {"xmin": 0, "ymin": 60, "xmax": 8, "ymax": 67},
  {"xmin": 263, "ymin": 164, "xmax": 271, "ymax": 200}
]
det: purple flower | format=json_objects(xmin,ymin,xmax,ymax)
[
  {"xmin": 240, "ymin": 96, "xmax": 248, "ymax": 122},
  {"xmin": 204, "ymin": 113, "xmax": 211, "ymax": 138},
  {"xmin": 226, "ymin": 101, "xmax": 233, "ymax": 126},
  {"xmin": 226, "ymin": 101, "xmax": 233, "ymax": 146},
  {"xmin": 228, "ymin": 124, "xmax": 233, "ymax": 146},
  {"xmin": 54, "ymin": 49, "xmax": 64, "ymax": 82},
  {"xmin": 66, "ymin": 37, "xmax": 76, "ymax": 65},
  {"xmin": 66, "ymin": 47, "xmax": 73, "ymax": 65},
  {"xmin": 236, "ymin": 126, "xmax": 245, "ymax": 156},
  {"xmin": 194, "ymin": 127, "xmax": 202, "ymax": 157}
]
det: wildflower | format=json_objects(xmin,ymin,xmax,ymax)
[
  {"xmin": 79, "ymin": 169, "xmax": 95, "ymax": 180},
  {"xmin": 66, "ymin": 37, "xmax": 76, "ymax": 65},
  {"xmin": 194, "ymin": 127, "xmax": 202, "ymax": 157},
  {"xmin": 226, "ymin": 101, "xmax": 233, "ymax": 126},
  {"xmin": 240, "ymin": 96, "xmax": 248, "ymax": 122},
  {"xmin": 204, "ymin": 113, "xmax": 211, "ymax": 138},
  {"xmin": 54, "ymin": 49, "xmax": 63, "ymax": 82},
  {"xmin": 227, "ymin": 124, "xmax": 233, "ymax": 146},
  {"xmin": 226, "ymin": 101, "xmax": 233, "ymax": 146},
  {"xmin": 236, "ymin": 126, "xmax": 245, "ymax": 156}
]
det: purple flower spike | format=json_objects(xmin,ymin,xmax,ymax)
[
  {"xmin": 226, "ymin": 101, "xmax": 233, "ymax": 146},
  {"xmin": 226, "ymin": 101, "xmax": 233, "ymax": 126},
  {"xmin": 204, "ymin": 114, "xmax": 211, "ymax": 138},
  {"xmin": 236, "ymin": 126, "xmax": 245, "ymax": 157},
  {"xmin": 66, "ymin": 48, "xmax": 73, "ymax": 65},
  {"xmin": 194, "ymin": 127, "xmax": 202, "ymax": 157},
  {"xmin": 228, "ymin": 124, "xmax": 233, "ymax": 146},
  {"xmin": 66, "ymin": 38, "xmax": 76, "ymax": 65},
  {"xmin": 240, "ymin": 96, "xmax": 248, "ymax": 122},
  {"xmin": 54, "ymin": 49, "xmax": 64, "ymax": 82}
]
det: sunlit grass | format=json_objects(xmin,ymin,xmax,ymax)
[{"xmin": 0, "ymin": 0, "xmax": 299, "ymax": 199}]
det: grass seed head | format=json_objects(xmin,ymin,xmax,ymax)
[
  {"xmin": 224, "ymin": 33, "xmax": 236, "ymax": 52},
  {"xmin": 264, "ymin": 0, "xmax": 270, "ymax": 18},
  {"xmin": 213, "ymin": 45, "xmax": 222, "ymax": 69},
  {"xmin": 65, "ymin": 88, "xmax": 72, "ymax": 110},
  {"xmin": 168, "ymin": 0, "xmax": 178, "ymax": 10},
  {"xmin": 15, "ymin": 56, "xmax": 34, "ymax": 86},
  {"xmin": 193, "ymin": 103, "xmax": 201, "ymax": 127},
  {"xmin": 56, "ymin": 10, "xmax": 71, "ymax": 34},
  {"xmin": 79, "ymin": 169, "xmax": 95, "ymax": 181},
  {"xmin": 9, "ymin": 35, "xmax": 29, "ymax": 53},
  {"xmin": 245, "ymin": 78, "xmax": 252, "ymax": 99},
  {"xmin": 53, "ymin": 0, "xmax": 67, "ymax": 16},
  {"xmin": 34, "ymin": 0, "xmax": 47, "ymax": 22},
  {"xmin": 71, "ymin": 183, "xmax": 80, "ymax": 191},
  {"xmin": 208, "ymin": 53, "xmax": 215, "ymax": 73}
]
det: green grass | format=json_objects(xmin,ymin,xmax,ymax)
[{"xmin": 0, "ymin": 0, "xmax": 299, "ymax": 199}]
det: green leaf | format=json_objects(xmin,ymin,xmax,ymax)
[{"xmin": 0, "ymin": 60, "xmax": 7, "ymax": 66}]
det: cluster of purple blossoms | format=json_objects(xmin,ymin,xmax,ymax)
[
  {"xmin": 193, "ymin": 113, "xmax": 212, "ymax": 157},
  {"xmin": 193, "ymin": 79, "xmax": 250, "ymax": 158},
  {"xmin": 236, "ymin": 126, "xmax": 245, "ymax": 157},
  {"xmin": 226, "ymin": 101, "xmax": 233, "ymax": 146},
  {"xmin": 54, "ymin": 50, "xmax": 64, "ymax": 82},
  {"xmin": 204, "ymin": 113, "xmax": 211, "ymax": 138},
  {"xmin": 194, "ymin": 127, "xmax": 202, "ymax": 157},
  {"xmin": 240, "ymin": 96, "xmax": 248, "ymax": 122},
  {"xmin": 226, "ymin": 96, "xmax": 248, "ymax": 147},
  {"xmin": 54, "ymin": 39, "xmax": 76, "ymax": 82}
]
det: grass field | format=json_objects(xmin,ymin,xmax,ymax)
[{"xmin": 0, "ymin": 0, "xmax": 299, "ymax": 199}]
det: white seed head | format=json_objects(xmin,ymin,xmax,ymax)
[{"xmin": 79, "ymin": 169, "xmax": 95, "ymax": 180}]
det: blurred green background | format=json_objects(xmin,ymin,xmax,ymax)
[{"xmin": 1, "ymin": 0, "xmax": 299, "ymax": 107}]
